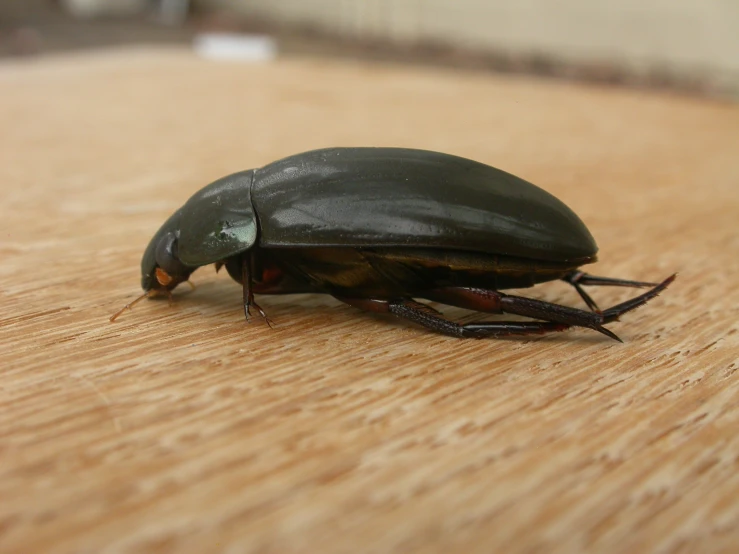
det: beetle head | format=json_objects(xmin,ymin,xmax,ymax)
[
  {"xmin": 111, "ymin": 210, "xmax": 200, "ymax": 323},
  {"xmin": 140, "ymin": 211, "xmax": 197, "ymax": 294}
]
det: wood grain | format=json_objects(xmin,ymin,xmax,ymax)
[{"xmin": 1, "ymin": 47, "xmax": 738, "ymax": 554}]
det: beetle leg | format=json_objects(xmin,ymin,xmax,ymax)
[
  {"xmin": 562, "ymin": 270, "xmax": 658, "ymax": 312},
  {"xmin": 421, "ymin": 274, "xmax": 674, "ymax": 341},
  {"xmin": 599, "ymin": 274, "xmax": 675, "ymax": 324},
  {"xmin": 241, "ymin": 256, "xmax": 252, "ymax": 321},
  {"xmin": 336, "ymin": 296, "xmax": 569, "ymax": 338},
  {"xmin": 241, "ymin": 256, "xmax": 273, "ymax": 327},
  {"xmin": 389, "ymin": 300, "xmax": 571, "ymax": 338},
  {"xmin": 335, "ymin": 275, "xmax": 673, "ymax": 340},
  {"xmin": 421, "ymin": 287, "xmax": 617, "ymax": 340}
]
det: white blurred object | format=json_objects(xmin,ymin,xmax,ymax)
[{"xmin": 193, "ymin": 33, "xmax": 278, "ymax": 62}]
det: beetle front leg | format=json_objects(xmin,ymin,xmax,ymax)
[{"xmin": 241, "ymin": 255, "xmax": 272, "ymax": 327}]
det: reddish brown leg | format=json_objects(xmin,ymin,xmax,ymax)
[
  {"xmin": 335, "ymin": 297, "xmax": 570, "ymax": 339},
  {"xmin": 422, "ymin": 274, "xmax": 675, "ymax": 341},
  {"xmin": 422, "ymin": 287, "xmax": 618, "ymax": 340}
]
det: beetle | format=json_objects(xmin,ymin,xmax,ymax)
[{"xmin": 112, "ymin": 147, "xmax": 674, "ymax": 340}]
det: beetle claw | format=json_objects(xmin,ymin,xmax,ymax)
[
  {"xmin": 594, "ymin": 325, "xmax": 623, "ymax": 343},
  {"xmin": 243, "ymin": 301, "xmax": 274, "ymax": 328},
  {"xmin": 254, "ymin": 302, "xmax": 275, "ymax": 328}
]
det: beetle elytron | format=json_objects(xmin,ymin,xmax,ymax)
[{"xmin": 112, "ymin": 147, "xmax": 674, "ymax": 340}]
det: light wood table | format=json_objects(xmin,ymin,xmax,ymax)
[{"xmin": 1, "ymin": 48, "xmax": 737, "ymax": 553}]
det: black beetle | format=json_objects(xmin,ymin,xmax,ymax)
[{"xmin": 112, "ymin": 147, "xmax": 674, "ymax": 340}]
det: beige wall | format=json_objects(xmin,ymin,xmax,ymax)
[{"xmin": 206, "ymin": 0, "xmax": 739, "ymax": 85}]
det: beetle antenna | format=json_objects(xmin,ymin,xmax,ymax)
[{"xmin": 109, "ymin": 291, "xmax": 153, "ymax": 322}]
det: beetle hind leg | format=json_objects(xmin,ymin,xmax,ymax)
[
  {"xmin": 334, "ymin": 274, "xmax": 673, "ymax": 340},
  {"xmin": 336, "ymin": 296, "xmax": 570, "ymax": 339},
  {"xmin": 389, "ymin": 300, "xmax": 571, "ymax": 338},
  {"xmin": 599, "ymin": 274, "xmax": 675, "ymax": 324},
  {"xmin": 562, "ymin": 270, "xmax": 659, "ymax": 312},
  {"xmin": 421, "ymin": 287, "xmax": 619, "ymax": 341},
  {"xmin": 420, "ymin": 274, "xmax": 674, "ymax": 341}
]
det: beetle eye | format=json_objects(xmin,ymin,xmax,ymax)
[{"xmin": 155, "ymin": 232, "xmax": 189, "ymax": 276}]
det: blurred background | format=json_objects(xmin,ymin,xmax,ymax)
[{"xmin": 1, "ymin": 0, "xmax": 737, "ymax": 98}]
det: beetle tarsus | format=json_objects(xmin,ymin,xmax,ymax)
[
  {"xmin": 243, "ymin": 303, "xmax": 273, "ymax": 327},
  {"xmin": 562, "ymin": 270, "xmax": 659, "ymax": 312},
  {"xmin": 600, "ymin": 273, "xmax": 675, "ymax": 324},
  {"xmin": 253, "ymin": 300, "xmax": 274, "ymax": 328}
]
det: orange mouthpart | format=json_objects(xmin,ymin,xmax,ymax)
[{"xmin": 155, "ymin": 267, "xmax": 173, "ymax": 286}]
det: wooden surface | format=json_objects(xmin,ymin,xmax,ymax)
[{"xmin": 1, "ymin": 48, "xmax": 738, "ymax": 554}]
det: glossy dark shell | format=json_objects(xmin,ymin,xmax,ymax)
[
  {"xmin": 252, "ymin": 148, "xmax": 597, "ymax": 262},
  {"xmin": 142, "ymin": 147, "xmax": 599, "ymax": 289}
]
